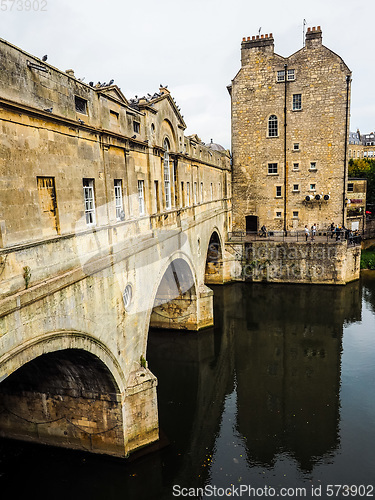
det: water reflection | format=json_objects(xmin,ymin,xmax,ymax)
[
  {"xmin": 228, "ymin": 282, "xmax": 361, "ymax": 471},
  {"xmin": 1, "ymin": 275, "xmax": 374, "ymax": 498}
]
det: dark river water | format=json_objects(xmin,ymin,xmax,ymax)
[{"xmin": 1, "ymin": 273, "xmax": 375, "ymax": 499}]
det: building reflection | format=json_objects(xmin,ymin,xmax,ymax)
[
  {"xmin": 145, "ymin": 278, "xmax": 363, "ymax": 491},
  {"xmin": 226, "ymin": 281, "xmax": 362, "ymax": 471}
]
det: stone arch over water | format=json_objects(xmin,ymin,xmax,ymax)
[
  {"xmin": 0, "ymin": 347, "xmax": 127, "ymax": 457},
  {"xmin": 204, "ymin": 230, "xmax": 224, "ymax": 284}
]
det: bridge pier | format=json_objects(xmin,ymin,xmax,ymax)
[
  {"xmin": 150, "ymin": 284, "xmax": 213, "ymax": 331},
  {"xmin": 0, "ymin": 350, "xmax": 159, "ymax": 458}
]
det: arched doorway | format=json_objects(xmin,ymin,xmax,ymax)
[
  {"xmin": 205, "ymin": 231, "xmax": 224, "ymax": 284},
  {"xmin": 0, "ymin": 349, "xmax": 125, "ymax": 457}
]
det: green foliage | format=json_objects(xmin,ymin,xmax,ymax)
[
  {"xmin": 360, "ymin": 248, "xmax": 375, "ymax": 270},
  {"xmin": 140, "ymin": 355, "xmax": 147, "ymax": 368},
  {"xmin": 348, "ymin": 158, "xmax": 375, "ymax": 206},
  {"xmin": 23, "ymin": 266, "xmax": 31, "ymax": 289}
]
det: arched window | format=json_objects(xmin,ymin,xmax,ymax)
[
  {"xmin": 163, "ymin": 139, "xmax": 171, "ymax": 209},
  {"xmin": 268, "ymin": 115, "xmax": 278, "ymax": 137}
]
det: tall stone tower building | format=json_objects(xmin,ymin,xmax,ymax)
[{"xmin": 228, "ymin": 27, "xmax": 352, "ymax": 233}]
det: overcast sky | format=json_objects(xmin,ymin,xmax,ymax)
[{"xmin": 1, "ymin": 0, "xmax": 373, "ymax": 149}]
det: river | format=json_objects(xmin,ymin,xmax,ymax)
[{"xmin": 1, "ymin": 273, "xmax": 375, "ymax": 499}]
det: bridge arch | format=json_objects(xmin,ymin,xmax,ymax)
[
  {"xmin": 0, "ymin": 331, "xmax": 126, "ymax": 392},
  {"xmin": 0, "ymin": 344, "xmax": 128, "ymax": 456},
  {"xmin": 204, "ymin": 229, "xmax": 224, "ymax": 284},
  {"xmin": 148, "ymin": 253, "xmax": 198, "ymax": 333}
]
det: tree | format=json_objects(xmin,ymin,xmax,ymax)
[{"xmin": 348, "ymin": 158, "xmax": 375, "ymax": 207}]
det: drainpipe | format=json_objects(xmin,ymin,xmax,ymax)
[
  {"xmin": 343, "ymin": 74, "xmax": 351, "ymax": 227},
  {"xmin": 283, "ymin": 63, "xmax": 288, "ymax": 234}
]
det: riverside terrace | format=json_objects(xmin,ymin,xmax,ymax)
[{"xmin": 227, "ymin": 229, "xmax": 363, "ymax": 245}]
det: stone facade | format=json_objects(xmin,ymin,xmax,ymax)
[
  {"xmin": 229, "ymin": 27, "xmax": 352, "ymax": 234},
  {"xmin": 0, "ymin": 37, "xmax": 231, "ymax": 456},
  {"xmin": 346, "ymin": 178, "xmax": 367, "ymax": 231}
]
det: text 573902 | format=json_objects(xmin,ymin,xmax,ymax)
[{"xmin": 1, "ymin": 0, "xmax": 47, "ymax": 11}]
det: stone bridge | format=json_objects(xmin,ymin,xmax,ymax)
[{"xmin": 0, "ymin": 202, "xmax": 231, "ymax": 457}]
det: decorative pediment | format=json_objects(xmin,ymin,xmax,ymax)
[{"xmin": 96, "ymin": 85, "xmax": 129, "ymax": 106}]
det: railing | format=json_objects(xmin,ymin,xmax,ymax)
[{"xmin": 227, "ymin": 230, "xmax": 362, "ymax": 246}]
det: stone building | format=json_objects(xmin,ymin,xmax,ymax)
[
  {"xmin": 349, "ymin": 130, "xmax": 375, "ymax": 160},
  {"xmin": 0, "ymin": 37, "xmax": 231, "ymax": 259},
  {"xmin": 0, "ymin": 37, "xmax": 232, "ymax": 456},
  {"xmin": 228, "ymin": 26, "xmax": 352, "ymax": 233},
  {"xmin": 346, "ymin": 178, "xmax": 367, "ymax": 231}
]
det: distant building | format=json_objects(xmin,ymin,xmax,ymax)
[
  {"xmin": 228, "ymin": 26, "xmax": 352, "ymax": 233},
  {"xmin": 349, "ymin": 130, "xmax": 375, "ymax": 159}
]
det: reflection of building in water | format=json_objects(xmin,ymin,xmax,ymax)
[
  {"xmin": 225, "ymin": 281, "xmax": 362, "ymax": 471},
  {"xmin": 146, "ymin": 293, "xmax": 234, "ymax": 490}
]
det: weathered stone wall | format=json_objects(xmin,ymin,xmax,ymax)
[
  {"xmin": 227, "ymin": 240, "xmax": 360, "ymax": 285},
  {"xmin": 0, "ymin": 37, "xmax": 231, "ymax": 457},
  {"xmin": 230, "ymin": 27, "xmax": 351, "ymax": 233}
]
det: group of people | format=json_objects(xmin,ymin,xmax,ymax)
[
  {"xmin": 259, "ymin": 222, "xmax": 362, "ymax": 244},
  {"xmin": 302, "ymin": 223, "xmax": 362, "ymax": 244},
  {"xmin": 329, "ymin": 222, "xmax": 362, "ymax": 245},
  {"xmin": 304, "ymin": 224, "xmax": 317, "ymax": 241}
]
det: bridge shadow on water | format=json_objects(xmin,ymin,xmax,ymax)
[{"xmin": 1, "ymin": 275, "xmax": 375, "ymax": 499}]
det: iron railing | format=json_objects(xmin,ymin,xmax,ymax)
[{"xmin": 227, "ymin": 229, "xmax": 363, "ymax": 246}]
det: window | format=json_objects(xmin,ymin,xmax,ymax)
[
  {"xmin": 114, "ymin": 179, "xmax": 124, "ymax": 220},
  {"xmin": 194, "ymin": 182, "xmax": 197, "ymax": 204},
  {"xmin": 310, "ymin": 183, "xmax": 316, "ymax": 191},
  {"xmin": 276, "ymin": 211, "xmax": 282, "ymax": 218},
  {"xmin": 83, "ymin": 179, "xmax": 96, "ymax": 225},
  {"xmin": 277, "ymin": 70, "xmax": 285, "ymax": 82},
  {"xmin": 276, "ymin": 186, "xmax": 282, "ymax": 197},
  {"xmin": 293, "ymin": 184, "xmax": 299, "ymax": 191},
  {"xmin": 268, "ymin": 115, "xmax": 278, "ymax": 137},
  {"xmin": 200, "ymin": 182, "xmax": 204, "ymax": 203},
  {"xmin": 37, "ymin": 176, "xmax": 59, "ymax": 234},
  {"xmin": 110, "ymin": 110, "xmax": 119, "ymax": 120},
  {"xmin": 154, "ymin": 180, "xmax": 160, "ymax": 213},
  {"xmin": 347, "ymin": 183, "xmax": 354, "ymax": 192},
  {"xmin": 181, "ymin": 181, "xmax": 184, "ymax": 207},
  {"xmin": 133, "ymin": 121, "xmax": 140, "ymax": 134},
  {"xmin": 268, "ymin": 163, "xmax": 278, "ymax": 174},
  {"xmin": 293, "ymin": 162, "xmax": 299, "ymax": 170},
  {"xmin": 186, "ymin": 182, "xmax": 190, "ymax": 206},
  {"xmin": 138, "ymin": 180, "xmax": 145, "ymax": 215},
  {"xmin": 123, "ymin": 284, "xmax": 132, "ymax": 310},
  {"xmin": 310, "ymin": 162, "xmax": 317, "ymax": 170},
  {"xmin": 293, "ymin": 211, "xmax": 299, "ymax": 218},
  {"xmin": 292, "ymin": 94, "xmax": 302, "ymax": 110},
  {"xmin": 287, "ymin": 69, "xmax": 295, "ymax": 81},
  {"xmin": 210, "ymin": 183, "xmax": 213, "ymax": 201},
  {"xmin": 75, "ymin": 96, "xmax": 87, "ymax": 114},
  {"xmin": 163, "ymin": 139, "xmax": 171, "ymax": 209},
  {"xmin": 293, "ymin": 143, "xmax": 300, "ymax": 151}
]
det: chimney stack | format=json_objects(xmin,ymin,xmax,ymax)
[{"xmin": 305, "ymin": 25, "xmax": 322, "ymax": 48}]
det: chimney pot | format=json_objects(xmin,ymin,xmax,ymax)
[
  {"xmin": 317, "ymin": 25, "xmax": 321, "ymax": 31},
  {"xmin": 265, "ymin": 34, "xmax": 268, "ymax": 38},
  {"xmin": 307, "ymin": 27, "xmax": 311, "ymax": 32},
  {"xmin": 252, "ymin": 35, "xmax": 255, "ymax": 40},
  {"xmin": 261, "ymin": 34, "xmax": 264, "ymax": 39},
  {"xmin": 312, "ymin": 26, "xmax": 316, "ymax": 31},
  {"xmin": 269, "ymin": 33, "xmax": 272, "ymax": 38},
  {"xmin": 243, "ymin": 37, "xmax": 246, "ymax": 41},
  {"xmin": 256, "ymin": 35, "xmax": 259, "ymax": 39},
  {"xmin": 247, "ymin": 36, "xmax": 250, "ymax": 41}
]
